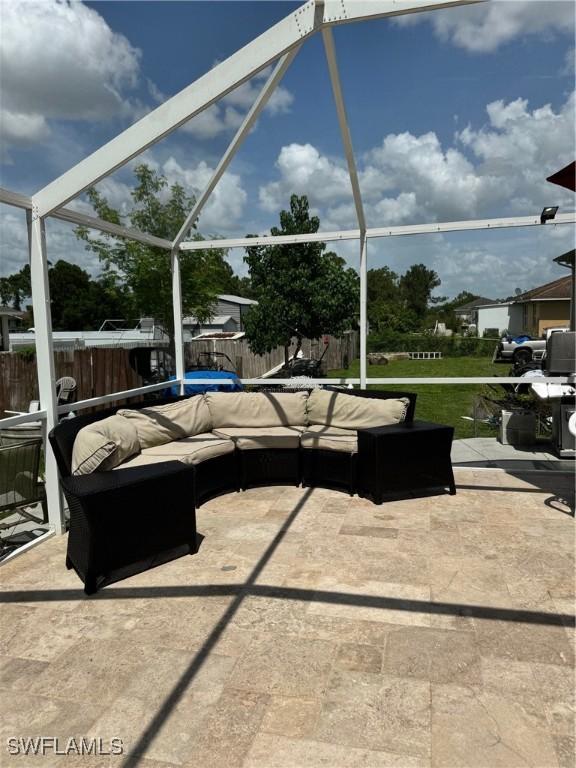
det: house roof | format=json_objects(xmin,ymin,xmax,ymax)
[
  {"xmin": 454, "ymin": 297, "xmax": 494, "ymax": 313},
  {"xmin": 182, "ymin": 315, "xmax": 237, "ymax": 326},
  {"xmin": 513, "ymin": 275, "xmax": 572, "ymax": 303},
  {"xmin": 217, "ymin": 294, "xmax": 258, "ymax": 305}
]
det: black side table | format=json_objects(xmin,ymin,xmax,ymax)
[{"xmin": 356, "ymin": 420, "xmax": 456, "ymax": 505}]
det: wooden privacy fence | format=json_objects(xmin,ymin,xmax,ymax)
[
  {"xmin": 0, "ymin": 348, "xmax": 143, "ymax": 415},
  {"xmin": 185, "ymin": 332, "xmax": 358, "ymax": 377},
  {"xmin": 0, "ymin": 332, "xmax": 358, "ymax": 415}
]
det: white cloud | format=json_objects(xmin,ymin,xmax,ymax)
[
  {"xmin": 161, "ymin": 157, "xmax": 247, "ymax": 233},
  {"xmin": 394, "ymin": 1, "xmax": 574, "ymax": 53},
  {"xmin": 259, "ymin": 90, "xmax": 575, "ymax": 229},
  {"xmin": 457, "ymin": 92, "xmax": 576, "ymax": 211},
  {"xmin": 0, "ymin": 0, "xmax": 141, "ymax": 148},
  {"xmin": 0, "ymin": 111, "xmax": 50, "ymax": 147},
  {"xmin": 259, "ymin": 143, "xmax": 351, "ymax": 212}
]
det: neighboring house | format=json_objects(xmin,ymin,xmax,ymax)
[
  {"xmin": 512, "ymin": 275, "xmax": 571, "ymax": 336},
  {"xmin": 476, "ymin": 275, "xmax": 572, "ymax": 337},
  {"xmin": 214, "ymin": 295, "xmax": 257, "ymax": 330},
  {"xmin": 183, "ymin": 294, "xmax": 258, "ymax": 339},
  {"xmin": 476, "ymin": 302, "xmax": 522, "ymax": 337},
  {"xmin": 453, "ymin": 297, "xmax": 494, "ymax": 332}
]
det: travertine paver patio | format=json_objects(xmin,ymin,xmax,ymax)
[{"xmin": 0, "ymin": 467, "xmax": 574, "ymax": 768}]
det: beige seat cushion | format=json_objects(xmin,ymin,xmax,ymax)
[
  {"xmin": 307, "ymin": 389, "xmax": 409, "ymax": 430},
  {"xmin": 117, "ymin": 397, "xmax": 212, "ymax": 449},
  {"xmin": 72, "ymin": 415, "xmax": 140, "ymax": 475},
  {"xmin": 205, "ymin": 391, "xmax": 308, "ymax": 428},
  {"xmin": 300, "ymin": 424, "xmax": 358, "ymax": 453},
  {"xmin": 212, "ymin": 426, "xmax": 303, "ymax": 450},
  {"xmin": 114, "ymin": 433, "xmax": 234, "ymax": 469}
]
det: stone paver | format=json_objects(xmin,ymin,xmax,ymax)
[{"xmin": 0, "ymin": 468, "xmax": 573, "ymax": 768}]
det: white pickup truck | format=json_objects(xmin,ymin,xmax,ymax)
[{"xmin": 493, "ymin": 327, "xmax": 569, "ymax": 364}]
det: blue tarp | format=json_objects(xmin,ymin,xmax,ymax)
[{"xmin": 167, "ymin": 369, "xmax": 242, "ymax": 396}]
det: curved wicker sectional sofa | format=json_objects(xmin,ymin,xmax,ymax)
[{"xmin": 49, "ymin": 388, "xmax": 454, "ymax": 594}]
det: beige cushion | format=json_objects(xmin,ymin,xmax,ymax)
[
  {"xmin": 112, "ymin": 453, "xmax": 183, "ymax": 471},
  {"xmin": 117, "ymin": 397, "xmax": 212, "ymax": 449},
  {"xmin": 212, "ymin": 426, "xmax": 303, "ymax": 450},
  {"xmin": 300, "ymin": 424, "xmax": 358, "ymax": 453},
  {"xmin": 205, "ymin": 392, "xmax": 308, "ymax": 428},
  {"xmin": 72, "ymin": 415, "xmax": 140, "ymax": 475},
  {"xmin": 307, "ymin": 390, "xmax": 409, "ymax": 430},
  {"xmin": 114, "ymin": 433, "xmax": 234, "ymax": 469}
]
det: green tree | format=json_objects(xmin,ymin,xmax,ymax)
[
  {"xmin": 0, "ymin": 264, "xmax": 31, "ymax": 310},
  {"xmin": 367, "ymin": 267, "xmax": 421, "ymax": 334},
  {"xmin": 243, "ymin": 194, "xmax": 359, "ymax": 364},
  {"xmin": 399, "ymin": 263, "xmax": 441, "ymax": 320},
  {"xmin": 47, "ymin": 260, "xmax": 130, "ymax": 331},
  {"xmin": 75, "ymin": 164, "xmax": 233, "ymax": 347}
]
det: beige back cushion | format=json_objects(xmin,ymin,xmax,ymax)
[
  {"xmin": 117, "ymin": 397, "xmax": 212, "ymax": 449},
  {"xmin": 205, "ymin": 392, "xmax": 308, "ymax": 428},
  {"xmin": 307, "ymin": 389, "xmax": 409, "ymax": 430},
  {"xmin": 72, "ymin": 415, "xmax": 140, "ymax": 475}
]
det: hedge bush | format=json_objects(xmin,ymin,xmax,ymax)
[{"xmin": 367, "ymin": 331, "xmax": 498, "ymax": 357}]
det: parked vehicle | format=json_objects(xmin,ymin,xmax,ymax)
[{"xmin": 493, "ymin": 327, "xmax": 569, "ymax": 364}]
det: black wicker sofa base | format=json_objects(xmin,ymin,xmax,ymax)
[{"xmin": 49, "ymin": 390, "xmax": 455, "ymax": 594}]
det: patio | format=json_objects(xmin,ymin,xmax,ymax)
[{"xmin": 1, "ymin": 467, "xmax": 573, "ymax": 767}]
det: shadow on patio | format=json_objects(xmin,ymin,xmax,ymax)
[{"xmin": 0, "ymin": 469, "xmax": 574, "ymax": 767}]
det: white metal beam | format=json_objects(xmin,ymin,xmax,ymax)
[
  {"xmin": 33, "ymin": 2, "xmax": 321, "ymax": 217},
  {"xmin": 322, "ymin": 0, "xmax": 485, "ymax": 26},
  {"xmin": 0, "ymin": 186, "xmax": 31, "ymax": 210},
  {"xmin": 27, "ymin": 210, "xmax": 64, "ymax": 535},
  {"xmin": 0, "ymin": 186, "xmax": 172, "ymax": 250},
  {"xmin": 171, "ymin": 250, "xmax": 186, "ymax": 395},
  {"xmin": 172, "ymin": 49, "xmax": 301, "ymax": 250},
  {"xmin": 180, "ymin": 230, "xmax": 361, "ymax": 251},
  {"xmin": 322, "ymin": 27, "xmax": 366, "ymax": 233},
  {"xmin": 179, "ymin": 213, "xmax": 576, "ymax": 251},
  {"xmin": 359, "ymin": 234, "xmax": 368, "ymax": 388},
  {"xmin": 32, "ymin": 0, "xmax": 478, "ymax": 218},
  {"xmin": 367, "ymin": 212, "xmax": 576, "ymax": 239},
  {"xmin": 58, "ymin": 381, "xmax": 176, "ymax": 415},
  {"xmin": 52, "ymin": 207, "xmax": 173, "ymax": 250}
]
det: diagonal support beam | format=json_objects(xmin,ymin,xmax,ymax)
[
  {"xmin": 1, "ymin": 187, "xmax": 172, "ymax": 250},
  {"xmin": 32, "ymin": 0, "xmax": 477, "ymax": 219},
  {"xmin": 174, "ymin": 48, "xmax": 301, "ymax": 250},
  {"xmin": 33, "ymin": 2, "xmax": 320, "ymax": 218},
  {"xmin": 51, "ymin": 207, "xmax": 173, "ymax": 250},
  {"xmin": 322, "ymin": 27, "xmax": 366, "ymax": 233}
]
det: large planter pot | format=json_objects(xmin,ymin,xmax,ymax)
[{"xmin": 499, "ymin": 409, "xmax": 537, "ymax": 446}]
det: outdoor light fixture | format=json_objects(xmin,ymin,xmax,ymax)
[{"xmin": 541, "ymin": 206, "xmax": 559, "ymax": 224}]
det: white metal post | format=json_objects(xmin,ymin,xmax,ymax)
[
  {"xmin": 360, "ymin": 234, "xmax": 368, "ymax": 389},
  {"xmin": 171, "ymin": 249, "xmax": 185, "ymax": 395},
  {"xmin": 27, "ymin": 209, "xmax": 64, "ymax": 534}
]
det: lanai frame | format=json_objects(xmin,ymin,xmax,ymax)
[{"xmin": 0, "ymin": 0, "xmax": 574, "ymax": 536}]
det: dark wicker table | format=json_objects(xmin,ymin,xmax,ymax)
[{"xmin": 356, "ymin": 420, "xmax": 456, "ymax": 504}]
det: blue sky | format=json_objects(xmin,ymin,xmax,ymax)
[{"xmin": 1, "ymin": 0, "xmax": 575, "ymax": 300}]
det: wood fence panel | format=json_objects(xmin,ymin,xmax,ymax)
[
  {"xmin": 0, "ymin": 333, "xmax": 359, "ymax": 416},
  {"xmin": 185, "ymin": 332, "xmax": 358, "ymax": 378},
  {"xmin": 0, "ymin": 348, "xmax": 144, "ymax": 416}
]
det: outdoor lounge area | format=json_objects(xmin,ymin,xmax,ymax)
[
  {"xmin": 0, "ymin": 0, "xmax": 575, "ymax": 765},
  {"xmin": 0, "ymin": 467, "xmax": 574, "ymax": 766}
]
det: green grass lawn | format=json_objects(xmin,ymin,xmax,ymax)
[{"xmin": 329, "ymin": 356, "xmax": 502, "ymax": 439}]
